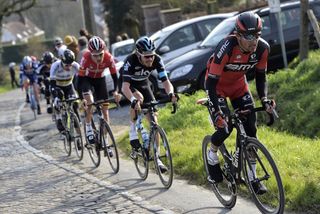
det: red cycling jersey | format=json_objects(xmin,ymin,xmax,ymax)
[
  {"xmin": 78, "ymin": 50, "xmax": 116, "ymax": 78},
  {"xmin": 206, "ymin": 35, "xmax": 269, "ymax": 100}
]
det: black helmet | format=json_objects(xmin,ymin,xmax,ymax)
[
  {"xmin": 61, "ymin": 49, "xmax": 75, "ymax": 64},
  {"xmin": 135, "ymin": 36, "xmax": 155, "ymax": 55},
  {"xmin": 42, "ymin": 51, "xmax": 54, "ymax": 64},
  {"xmin": 235, "ymin": 12, "xmax": 262, "ymax": 35}
]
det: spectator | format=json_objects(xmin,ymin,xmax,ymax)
[
  {"xmin": 8, "ymin": 62, "xmax": 19, "ymax": 88},
  {"xmin": 54, "ymin": 36, "xmax": 67, "ymax": 59},
  {"xmin": 77, "ymin": 36, "xmax": 88, "ymax": 63},
  {"xmin": 79, "ymin": 28, "xmax": 92, "ymax": 41},
  {"xmin": 116, "ymin": 35, "xmax": 122, "ymax": 42},
  {"xmin": 121, "ymin": 33, "xmax": 129, "ymax": 40},
  {"xmin": 64, "ymin": 35, "xmax": 79, "ymax": 59}
]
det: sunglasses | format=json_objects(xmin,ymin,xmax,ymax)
[
  {"xmin": 240, "ymin": 33, "xmax": 261, "ymax": 41},
  {"xmin": 62, "ymin": 62, "xmax": 72, "ymax": 67},
  {"xmin": 138, "ymin": 52, "xmax": 155, "ymax": 59},
  {"xmin": 91, "ymin": 52, "xmax": 103, "ymax": 58}
]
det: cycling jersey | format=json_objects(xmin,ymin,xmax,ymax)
[
  {"xmin": 50, "ymin": 60, "xmax": 79, "ymax": 87},
  {"xmin": 206, "ymin": 35, "xmax": 269, "ymax": 111},
  {"xmin": 122, "ymin": 54, "xmax": 168, "ymax": 85},
  {"xmin": 19, "ymin": 62, "xmax": 39, "ymax": 84},
  {"xmin": 78, "ymin": 50, "xmax": 116, "ymax": 78}
]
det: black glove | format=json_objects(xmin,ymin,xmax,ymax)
[
  {"xmin": 131, "ymin": 99, "xmax": 138, "ymax": 109},
  {"xmin": 213, "ymin": 111, "xmax": 227, "ymax": 129},
  {"xmin": 261, "ymin": 98, "xmax": 276, "ymax": 114},
  {"xmin": 169, "ymin": 92, "xmax": 179, "ymax": 101}
]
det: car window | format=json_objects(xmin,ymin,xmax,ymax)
[
  {"xmin": 114, "ymin": 43, "xmax": 135, "ymax": 57},
  {"xmin": 197, "ymin": 18, "xmax": 222, "ymax": 38},
  {"xmin": 261, "ymin": 15, "xmax": 271, "ymax": 36},
  {"xmin": 280, "ymin": 8, "xmax": 300, "ymax": 30},
  {"xmin": 201, "ymin": 18, "xmax": 236, "ymax": 47},
  {"xmin": 161, "ymin": 26, "xmax": 196, "ymax": 51}
]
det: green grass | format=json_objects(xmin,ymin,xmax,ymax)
[{"xmin": 117, "ymin": 51, "xmax": 320, "ymax": 212}]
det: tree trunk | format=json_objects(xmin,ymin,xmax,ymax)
[{"xmin": 299, "ymin": 0, "xmax": 309, "ymax": 61}]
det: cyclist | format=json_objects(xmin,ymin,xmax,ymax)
[
  {"xmin": 36, "ymin": 51, "xmax": 58, "ymax": 113},
  {"xmin": 205, "ymin": 12, "xmax": 275, "ymax": 194},
  {"xmin": 77, "ymin": 36, "xmax": 120, "ymax": 146},
  {"xmin": 121, "ymin": 36, "xmax": 178, "ymax": 172},
  {"xmin": 50, "ymin": 49, "xmax": 80, "ymax": 132},
  {"xmin": 20, "ymin": 56, "xmax": 42, "ymax": 114}
]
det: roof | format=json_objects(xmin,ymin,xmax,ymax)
[{"xmin": 111, "ymin": 38, "xmax": 135, "ymax": 50}]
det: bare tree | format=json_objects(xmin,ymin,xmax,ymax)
[
  {"xmin": 0, "ymin": 0, "xmax": 36, "ymax": 70},
  {"xmin": 299, "ymin": 0, "xmax": 309, "ymax": 61}
]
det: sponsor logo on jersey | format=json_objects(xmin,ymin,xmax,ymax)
[
  {"xmin": 249, "ymin": 53, "xmax": 257, "ymax": 62},
  {"xmin": 216, "ymin": 40, "xmax": 230, "ymax": 59},
  {"xmin": 225, "ymin": 62, "xmax": 258, "ymax": 71}
]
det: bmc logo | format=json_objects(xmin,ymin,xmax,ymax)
[
  {"xmin": 216, "ymin": 40, "xmax": 230, "ymax": 59},
  {"xmin": 225, "ymin": 62, "xmax": 258, "ymax": 71}
]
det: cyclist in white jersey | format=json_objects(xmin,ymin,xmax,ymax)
[{"xmin": 50, "ymin": 49, "xmax": 80, "ymax": 132}]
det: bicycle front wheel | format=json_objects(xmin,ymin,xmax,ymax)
[
  {"xmin": 202, "ymin": 135, "xmax": 237, "ymax": 209},
  {"xmin": 242, "ymin": 137, "xmax": 285, "ymax": 214},
  {"xmin": 101, "ymin": 121, "xmax": 119, "ymax": 173},
  {"xmin": 84, "ymin": 121, "xmax": 101, "ymax": 167},
  {"xmin": 62, "ymin": 133, "xmax": 72, "ymax": 156},
  {"xmin": 71, "ymin": 113, "xmax": 84, "ymax": 161},
  {"xmin": 152, "ymin": 126, "xmax": 173, "ymax": 189}
]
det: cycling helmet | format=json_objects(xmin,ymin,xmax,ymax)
[
  {"xmin": 54, "ymin": 37, "xmax": 63, "ymax": 46},
  {"xmin": 42, "ymin": 51, "xmax": 55, "ymax": 64},
  {"xmin": 135, "ymin": 36, "xmax": 155, "ymax": 55},
  {"xmin": 22, "ymin": 56, "xmax": 32, "ymax": 67},
  {"xmin": 61, "ymin": 49, "xmax": 75, "ymax": 64},
  {"xmin": 235, "ymin": 12, "xmax": 262, "ymax": 35},
  {"xmin": 88, "ymin": 36, "xmax": 105, "ymax": 54}
]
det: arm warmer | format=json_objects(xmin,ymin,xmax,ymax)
[
  {"xmin": 205, "ymin": 75, "xmax": 220, "ymax": 113},
  {"xmin": 111, "ymin": 73, "xmax": 118, "ymax": 93},
  {"xmin": 255, "ymin": 71, "xmax": 267, "ymax": 99}
]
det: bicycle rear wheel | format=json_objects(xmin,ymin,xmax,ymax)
[
  {"xmin": 101, "ymin": 121, "xmax": 119, "ymax": 173},
  {"xmin": 71, "ymin": 113, "xmax": 84, "ymax": 161},
  {"xmin": 84, "ymin": 121, "xmax": 101, "ymax": 167},
  {"xmin": 202, "ymin": 135, "xmax": 237, "ymax": 209},
  {"xmin": 242, "ymin": 137, "xmax": 285, "ymax": 214},
  {"xmin": 152, "ymin": 126, "xmax": 173, "ymax": 189}
]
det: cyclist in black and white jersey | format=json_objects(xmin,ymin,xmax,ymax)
[
  {"xmin": 121, "ymin": 36, "xmax": 178, "ymax": 172},
  {"xmin": 36, "ymin": 51, "xmax": 58, "ymax": 113},
  {"xmin": 50, "ymin": 49, "xmax": 80, "ymax": 132}
]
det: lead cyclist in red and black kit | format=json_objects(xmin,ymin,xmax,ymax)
[
  {"xmin": 78, "ymin": 36, "xmax": 120, "ymax": 146},
  {"xmin": 205, "ymin": 12, "xmax": 276, "ymax": 195}
]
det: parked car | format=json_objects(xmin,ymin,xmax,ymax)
[
  {"xmin": 110, "ymin": 39, "xmax": 135, "ymax": 63},
  {"xmin": 166, "ymin": 0, "xmax": 320, "ymax": 94},
  {"xmin": 150, "ymin": 12, "xmax": 237, "ymax": 65},
  {"xmin": 145, "ymin": 12, "xmax": 236, "ymax": 96}
]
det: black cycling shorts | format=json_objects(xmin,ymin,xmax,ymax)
[
  {"xmin": 77, "ymin": 76, "xmax": 109, "ymax": 101},
  {"xmin": 130, "ymin": 80, "xmax": 155, "ymax": 103}
]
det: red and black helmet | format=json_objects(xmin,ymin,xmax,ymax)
[
  {"xmin": 235, "ymin": 12, "xmax": 262, "ymax": 35},
  {"xmin": 88, "ymin": 36, "xmax": 105, "ymax": 54}
]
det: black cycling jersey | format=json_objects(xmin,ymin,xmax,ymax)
[{"xmin": 122, "ymin": 53, "xmax": 168, "ymax": 87}]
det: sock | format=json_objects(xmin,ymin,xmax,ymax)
[{"xmin": 129, "ymin": 121, "xmax": 138, "ymax": 141}]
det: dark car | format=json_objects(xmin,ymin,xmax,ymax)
[{"xmin": 166, "ymin": 0, "xmax": 320, "ymax": 94}]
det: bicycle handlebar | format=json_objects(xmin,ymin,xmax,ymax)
[
  {"xmin": 87, "ymin": 98, "xmax": 116, "ymax": 107},
  {"xmin": 140, "ymin": 97, "xmax": 177, "ymax": 114}
]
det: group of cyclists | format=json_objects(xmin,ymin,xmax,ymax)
[{"xmin": 19, "ymin": 11, "xmax": 276, "ymax": 195}]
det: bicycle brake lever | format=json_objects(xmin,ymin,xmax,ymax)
[{"xmin": 171, "ymin": 102, "xmax": 177, "ymax": 114}]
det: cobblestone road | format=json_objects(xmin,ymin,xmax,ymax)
[{"xmin": 0, "ymin": 91, "xmax": 174, "ymax": 214}]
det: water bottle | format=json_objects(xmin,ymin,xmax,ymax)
[{"xmin": 141, "ymin": 128, "xmax": 149, "ymax": 149}]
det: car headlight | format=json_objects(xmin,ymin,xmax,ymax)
[{"xmin": 169, "ymin": 64, "xmax": 193, "ymax": 80}]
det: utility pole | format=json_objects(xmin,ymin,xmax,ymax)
[{"xmin": 81, "ymin": 0, "xmax": 97, "ymax": 35}]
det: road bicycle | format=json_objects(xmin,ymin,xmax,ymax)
[
  {"xmin": 197, "ymin": 98, "xmax": 285, "ymax": 214},
  {"xmin": 131, "ymin": 98, "xmax": 177, "ymax": 189},
  {"xmin": 57, "ymin": 96, "xmax": 84, "ymax": 161},
  {"xmin": 83, "ymin": 99, "xmax": 119, "ymax": 173},
  {"xmin": 27, "ymin": 84, "xmax": 38, "ymax": 120}
]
